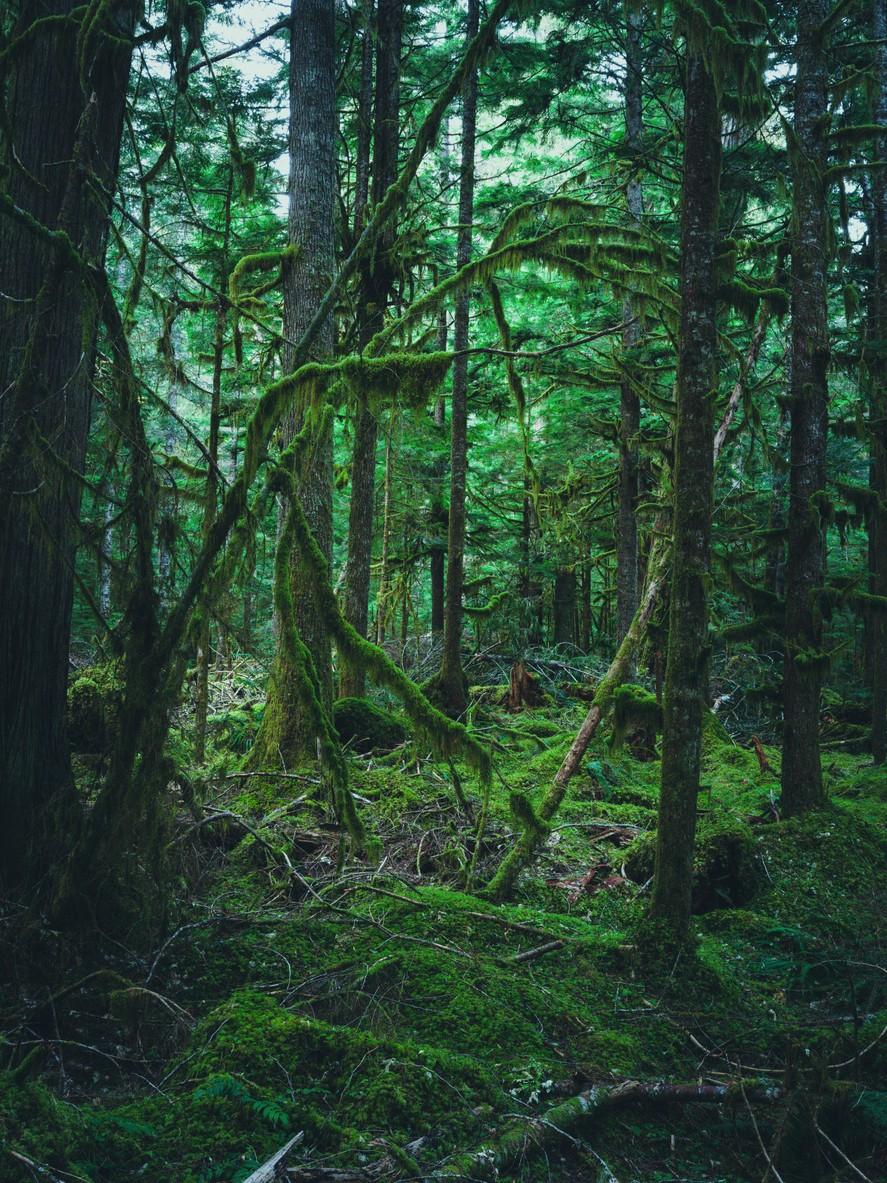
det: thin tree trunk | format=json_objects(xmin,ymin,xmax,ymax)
[
  {"xmin": 869, "ymin": 0, "xmax": 887, "ymax": 764},
  {"xmin": 781, "ymin": 0, "xmax": 830, "ymax": 812},
  {"xmin": 617, "ymin": 5, "xmax": 643, "ymax": 643},
  {"xmin": 341, "ymin": 0, "xmax": 403, "ymax": 698},
  {"xmin": 649, "ymin": 51, "xmax": 721, "ymax": 933},
  {"xmin": 438, "ymin": 0, "xmax": 479, "ymax": 715},
  {"xmin": 0, "ymin": 0, "xmax": 136, "ymax": 886},
  {"xmin": 375, "ymin": 414, "xmax": 396, "ymax": 644},
  {"xmin": 251, "ymin": 0, "xmax": 337, "ymax": 767},
  {"xmin": 195, "ymin": 185, "xmax": 231, "ymax": 763}
]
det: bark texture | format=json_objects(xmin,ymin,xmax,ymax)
[
  {"xmin": 252, "ymin": 0, "xmax": 337, "ymax": 766},
  {"xmin": 340, "ymin": 0, "xmax": 403, "ymax": 697},
  {"xmin": 869, "ymin": 0, "xmax": 887, "ymax": 764},
  {"xmin": 617, "ymin": 5, "xmax": 643, "ymax": 643},
  {"xmin": 0, "ymin": 0, "xmax": 136, "ymax": 885},
  {"xmin": 781, "ymin": 0, "xmax": 830, "ymax": 812},
  {"xmin": 650, "ymin": 51, "xmax": 721, "ymax": 932},
  {"xmin": 438, "ymin": 0, "xmax": 480, "ymax": 715}
]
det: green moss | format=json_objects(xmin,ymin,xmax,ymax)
[
  {"xmin": 333, "ymin": 696, "xmax": 409, "ymax": 754},
  {"xmin": 625, "ymin": 816, "xmax": 760, "ymax": 912},
  {"xmin": 67, "ymin": 662, "xmax": 123, "ymax": 753}
]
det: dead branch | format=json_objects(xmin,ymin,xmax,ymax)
[{"xmin": 241, "ymin": 1132, "xmax": 304, "ymax": 1183}]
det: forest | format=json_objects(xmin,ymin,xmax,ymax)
[{"xmin": 1, "ymin": 0, "xmax": 886, "ymax": 1178}]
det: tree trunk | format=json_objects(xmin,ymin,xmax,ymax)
[
  {"xmin": 438, "ymin": 0, "xmax": 479, "ymax": 715},
  {"xmin": 650, "ymin": 50, "xmax": 721, "ymax": 934},
  {"xmin": 430, "ymin": 386, "xmax": 448, "ymax": 637},
  {"xmin": 781, "ymin": 0, "xmax": 830, "ymax": 812},
  {"xmin": 340, "ymin": 0, "xmax": 403, "ymax": 698},
  {"xmin": 0, "ymin": 0, "xmax": 136, "ymax": 886},
  {"xmin": 869, "ymin": 0, "xmax": 887, "ymax": 764},
  {"xmin": 616, "ymin": 5, "xmax": 643, "ymax": 643},
  {"xmin": 553, "ymin": 567, "xmax": 577, "ymax": 647},
  {"xmin": 251, "ymin": 0, "xmax": 337, "ymax": 767}
]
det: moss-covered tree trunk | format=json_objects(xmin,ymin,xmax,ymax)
[
  {"xmin": 438, "ymin": 0, "xmax": 479, "ymax": 715},
  {"xmin": 869, "ymin": 0, "xmax": 887, "ymax": 765},
  {"xmin": 649, "ymin": 50, "xmax": 721, "ymax": 934},
  {"xmin": 617, "ymin": 4, "xmax": 643, "ymax": 644},
  {"xmin": 781, "ymin": 0, "xmax": 830, "ymax": 812},
  {"xmin": 0, "ymin": 0, "xmax": 136, "ymax": 887},
  {"xmin": 340, "ymin": 0, "xmax": 404, "ymax": 698},
  {"xmin": 251, "ymin": 0, "xmax": 337, "ymax": 767}
]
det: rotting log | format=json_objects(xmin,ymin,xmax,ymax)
[{"xmin": 429, "ymin": 1078, "xmax": 784, "ymax": 1181}]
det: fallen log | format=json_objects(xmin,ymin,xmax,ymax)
[
  {"xmin": 241, "ymin": 1132, "xmax": 304, "ymax": 1183},
  {"xmin": 429, "ymin": 1078, "xmax": 784, "ymax": 1181}
]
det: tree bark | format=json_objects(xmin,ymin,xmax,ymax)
[
  {"xmin": 438, "ymin": 0, "xmax": 479, "ymax": 715},
  {"xmin": 869, "ymin": 0, "xmax": 887, "ymax": 764},
  {"xmin": 781, "ymin": 0, "xmax": 830, "ymax": 812},
  {"xmin": 251, "ymin": 0, "xmax": 337, "ymax": 766},
  {"xmin": 553, "ymin": 567, "xmax": 577, "ymax": 647},
  {"xmin": 0, "ymin": 0, "xmax": 136, "ymax": 886},
  {"xmin": 616, "ymin": 5, "xmax": 643, "ymax": 643},
  {"xmin": 340, "ymin": 0, "xmax": 403, "ymax": 698},
  {"xmin": 650, "ymin": 50, "xmax": 721, "ymax": 933}
]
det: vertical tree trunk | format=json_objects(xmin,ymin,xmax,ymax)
[
  {"xmin": 869, "ymin": 0, "xmax": 887, "ymax": 764},
  {"xmin": 437, "ymin": 0, "xmax": 479, "ymax": 715},
  {"xmin": 0, "ymin": 0, "xmax": 136, "ymax": 886},
  {"xmin": 194, "ymin": 186, "xmax": 231, "ymax": 763},
  {"xmin": 781, "ymin": 0, "xmax": 830, "ymax": 812},
  {"xmin": 650, "ymin": 51, "xmax": 721, "ymax": 934},
  {"xmin": 375, "ymin": 414, "xmax": 396, "ymax": 644},
  {"xmin": 553, "ymin": 568, "xmax": 577, "ymax": 647},
  {"xmin": 341, "ymin": 0, "xmax": 403, "ymax": 698},
  {"xmin": 430, "ymin": 383, "xmax": 448, "ymax": 637},
  {"xmin": 617, "ymin": 5, "xmax": 643, "ymax": 643},
  {"xmin": 251, "ymin": 0, "xmax": 337, "ymax": 767}
]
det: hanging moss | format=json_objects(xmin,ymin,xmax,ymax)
[{"xmin": 339, "ymin": 350, "xmax": 453, "ymax": 410}]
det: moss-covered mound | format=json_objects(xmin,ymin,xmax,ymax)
[
  {"xmin": 67, "ymin": 662, "xmax": 123, "ymax": 753},
  {"xmin": 333, "ymin": 696, "xmax": 408, "ymax": 753},
  {"xmin": 624, "ymin": 816, "xmax": 761, "ymax": 912}
]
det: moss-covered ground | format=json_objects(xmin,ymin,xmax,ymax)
[{"xmin": 1, "ymin": 686, "xmax": 885, "ymax": 1181}]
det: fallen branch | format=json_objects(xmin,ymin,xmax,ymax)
[
  {"xmin": 511, "ymin": 939, "xmax": 565, "ymax": 963},
  {"xmin": 242, "ymin": 1132, "xmax": 304, "ymax": 1183},
  {"xmin": 430, "ymin": 1078, "xmax": 784, "ymax": 1181},
  {"xmin": 485, "ymin": 299, "xmax": 774, "ymax": 901}
]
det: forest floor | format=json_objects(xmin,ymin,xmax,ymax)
[{"xmin": 1, "ymin": 664, "xmax": 886, "ymax": 1182}]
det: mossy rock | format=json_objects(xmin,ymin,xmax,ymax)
[
  {"xmin": 67, "ymin": 662, "xmax": 123, "ymax": 753},
  {"xmin": 624, "ymin": 817, "xmax": 761, "ymax": 913},
  {"xmin": 333, "ymin": 696, "xmax": 408, "ymax": 754}
]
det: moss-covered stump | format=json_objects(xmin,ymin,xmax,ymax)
[
  {"xmin": 333, "ymin": 696, "xmax": 408, "ymax": 754},
  {"xmin": 625, "ymin": 817, "xmax": 760, "ymax": 912},
  {"xmin": 67, "ymin": 663, "xmax": 123, "ymax": 753},
  {"xmin": 610, "ymin": 683, "xmax": 661, "ymax": 759}
]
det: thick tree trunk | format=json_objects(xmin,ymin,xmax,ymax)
[
  {"xmin": 650, "ymin": 51, "xmax": 721, "ymax": 933},
  {"xmin": 0, "ymin": 0, "xmax": 136, "ymax": 886},
  {"xmin": 617, "ymin": 5, "xmax": 643, "ymax": 643},
  {"xmin": 438, "ymin": 0, "xmax": 479, "ymax": 715},
  {"xmin": 252, "ymin": 0, "xmax": 337, "ymax": 767},
  {"xmin": 869, "ymin": 0, "xmax": 887, "ymax": 764},
  {"xmin": 340, "ymin": 0, "xmax": 403, "ymax": 698},
  {"xmin": 781, "ymin": 0, "xmax": 830, "ymax": 812}
]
